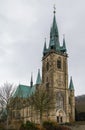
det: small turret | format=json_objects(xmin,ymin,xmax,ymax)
[
  {"xmin": 43, "ymin": 38, "xmax": 47, "ymax": 56},
  {"xmin": 69, "ymin": 76, "xmax": 74, "ymax": 91},
  {"xmin": 36, "ymin": 69, "xmax": 42, "ymax": 85},
  {"xmin": 30, "ymin": 73, "xmax": 33, "ymax": 87},
  {"xmin": 69, "ymin": 76, "xmax": 75, "ymax": 121},
  {"xmin": 63, "ymin": 35, "xmax": 67, "ymax": 52}
]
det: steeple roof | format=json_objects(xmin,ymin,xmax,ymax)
[
  {"xmin": 69, "ymin": 77, "xmax": 74, "ymax": 90},
  {"xmin": 49, "ymin": 10, "xmax": 60, "ymax": 51},
  {"xmin": 50, "ymin": 5, "xmax": 59, "ymax": 38},
  {"xmin": 50, "ymin": 13, "xmax": 59, "ymax": 38},
  {"xmin": 36, "ymin": 69, "xmax": 42, "ymax": 85},
  {"xmin": 42, "ymin": 7, "xmax": 67, "ymax": 57}
]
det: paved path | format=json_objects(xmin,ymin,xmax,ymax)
[{"xmin": 70, "ymin": 125, "xmax": 85, "ymax": 130}]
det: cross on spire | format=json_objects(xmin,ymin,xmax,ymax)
[{"xmin": 53, "ymin": 4, "xmax": 56, "ymax": 14}]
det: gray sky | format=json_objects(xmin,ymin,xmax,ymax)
[{"xmin": 0, "ymin": 0, "xmax": 85, "ymax": 96}]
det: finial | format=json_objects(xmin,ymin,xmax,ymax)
[
  {"xmin": 63, "ymin": 34, "xmax": 65, "ymax": 39},
  {"xmin": 31, "ymin": 72, "xmax": 33, "ymax": 81},
  {"xmin": 53, "ymin": 4, "xmax": 56, "ymax": 14},
  {"xmin": 45, "ymin": 37, "xmax": 46, "ymax": 42}
]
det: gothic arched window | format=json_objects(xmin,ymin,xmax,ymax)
[
  {"xmin": 56, "ymin": 92, "xmax": 64, "ymax": 109},
  {"xmin": 46, "ymin": 77, "xmax": 49, "ymax": 91},
  {"xmin": 57, "ymin": 58, "xmax": 61, "ymax": 69},
  {"xmin": 46, "ymin": 82, "xmax": 49, "ymax": 91},
  {"xmin": 46, "ymin": 62, "xmax": 49, "ymax": 71},
  {"xmin": 46, "ymin": 77, "xmax": 48, "ymax": 82}
]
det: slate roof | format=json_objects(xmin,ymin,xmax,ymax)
[
  {"xmin": 13, "ymin": 84, "xmax": 36, "ymax": 98},
  {"xmin": 13, "ymin": 69, "xmax": 42, "ymax": 98}
]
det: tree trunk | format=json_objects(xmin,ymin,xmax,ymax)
[
  {"xmin": 40, "ymin": 111, "xmax": 43, "ymax": 127},
  {"xmin": 6, "ymin": 116, "xmax": 9, "ymax": 130},
  {"xmin": 6, "ymin": 107, "xmax": 9, "ymax": 130}
]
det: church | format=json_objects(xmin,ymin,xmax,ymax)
[{"xmin": 9, "ymin": 8, "xmax": 75, "ymax": 125}]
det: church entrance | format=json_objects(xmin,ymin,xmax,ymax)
[{"xmin": 56, "ymin": 109, "xmax": 66, "ymax": 123}]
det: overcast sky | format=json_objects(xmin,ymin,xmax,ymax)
[{"xmin": 0, "ymin": 0, "xmax": 85, "ymax": 96}]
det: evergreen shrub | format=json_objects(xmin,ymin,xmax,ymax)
[
  {"xmin": 43, "ymin": 120, "xmax": 71, "ymax": 130},
  {"xmin": 43, "ymin": 120, "xmax": 57, "ymax": 130},
  {"xmin": 19, "ymin": 121, "xmax": 38, "ymax": 130},
  {"xmin": 0, "ymin": 123, "xmax": 5, "ymax": 130}
]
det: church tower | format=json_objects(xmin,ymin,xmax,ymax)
[{"xmin": 42, "ymin": 8, "xmax": 75, "ymax": 123}]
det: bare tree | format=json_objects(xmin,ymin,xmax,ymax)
[
  {"xmin": 0, "ymin": 82, "xmax": 15, "ymax": 129},
  {"xmin": 9, "ymin": 85, "xmax": 27, "ymax": 122},
  {"xmin": 28, "ymin": 85, "xmax": 53, "ymax": 126}
]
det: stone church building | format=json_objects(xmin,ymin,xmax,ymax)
[{"xmin": 9, "ymin": 9, "xmax": 75, "ymax": 125}]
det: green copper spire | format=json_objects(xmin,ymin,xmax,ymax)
[
  {"xmin": 49, "ymin": 6, "xmax": 60, "ymax": 51},
  {"xmin": 50, "ymin": 13, "xmax": 59, "ymax": 38},
  {"xmin": 69, "ymin": 76, "xmax": 74, "ymax": 90},
  {"xmin": 50, "ymin": 5, "xmax": 59, "ymax": 38},
  {"xmin": 43, "ymin": 6, "xmax": 67, "ymax": 57},
  {"xmin": 30, "ymin": 73, "xmax": 33, "ymax": 87},
  {"xmin": 36, "ymin": 69, "xmax": 42, "ymax": 85},
  {"xmin": 43, "ymin": 38, "xmax": 47, "ymax": 55},
  {"xmin": 63, "ymin": 35, "xmax": 67, "ymax": 52}
]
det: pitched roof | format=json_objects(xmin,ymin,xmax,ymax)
[{"xmin": 13, "ymin": 84, "xmax": 36, "ymax": 98}]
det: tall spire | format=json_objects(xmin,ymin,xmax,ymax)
[
  {"xmin": 69, "ymin": 76, "xmax": 74, "ymax": 90},
  {"xmin": 30, "ymin": 73, "xmax": 33, "ymax": 87},
  {"xmin": 63, "ymin": 34, "xmax": 67, "ymax": 52},
  {"xmin": 36, "ymin": 69, "xmax": 42, "ymax": 85},
  {"xmin": 50, "ymin": 6, "xmax": 59, "ymax": 38},
  {"xmin": 43, "ymin": 6, "xmax": 67, "ymax": 57},
  {"xmin": 43, "ymin": 38, "xmax": 47, "ymax": 55},
  {"xmin": 49, "ymin": 5, "xmax": 60, "ymax": 51}
]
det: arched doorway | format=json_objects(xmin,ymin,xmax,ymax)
[{"xmin": 56, "ymin": 109, "xmax": 66, "ymax": 123}]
